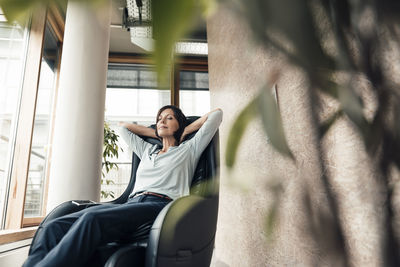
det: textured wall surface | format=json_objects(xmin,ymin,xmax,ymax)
[{"xmin": 207, "ymin": 4, "xmax": 384, "ymax": 267}]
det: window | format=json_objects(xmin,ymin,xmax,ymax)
[
  {"xmin": 24, "ymin": 24, "xmax": 61, "ymax": 217},
  {"xmin": 0, "ymin": 16, "xmax": 29, "ymax": 228},
  {"xmin": 0, "ymin": 6, "xmax": 64, "ymax": 230},
  {"xmin": 179, "ymin": 70, "xmax": 210, "ymax": 115}
]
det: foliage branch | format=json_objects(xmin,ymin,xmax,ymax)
[{"xmin": 102, "ymin": 122, "xmax": 121, "ymax": 199}]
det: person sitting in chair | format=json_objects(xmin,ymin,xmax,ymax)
[{"xmin": 23, "ymin": 105, "xmax": 223, "ymax": 267}]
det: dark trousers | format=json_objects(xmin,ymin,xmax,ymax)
[{"xmin": 23, "ymin": 195, "xmax": 171, "ymax": 267}]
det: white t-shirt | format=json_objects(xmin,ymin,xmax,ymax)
[{"xmin": 119, "ymin": 110, "xmax": 222, "ymax": 200}]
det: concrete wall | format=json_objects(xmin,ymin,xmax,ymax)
[{"xmin": 207, "ymin": 4, "xmax": 383, "ymax": 267}]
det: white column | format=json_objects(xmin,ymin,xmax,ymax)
[{"xmin": 46, "ymin": 0, "xmax": 111, "ymax": 212}]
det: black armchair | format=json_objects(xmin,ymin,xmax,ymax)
[{"xmin": 29, "ymin": 116, "xmax": 220, "ymax": 267}]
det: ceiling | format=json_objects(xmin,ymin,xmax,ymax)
[
  {"xmin": 109, "ymin": 0, "xmax": 146, "ymax": 54},
  {"xmin": 108, "ymin": 0, "xmax": 207, "ymax": 55}
]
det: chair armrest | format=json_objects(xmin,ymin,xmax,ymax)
[
  {"xmin": 145, "ymin": 195, "xmax": 219, "ymax": 267},
  {"xmin": 105, "ymin": 244, "xmax": 146, "ymax": 267}
]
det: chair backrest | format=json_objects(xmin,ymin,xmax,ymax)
[
  {"xmin": 112, "ymin": 116, "xmax": 220, "ymax": 204},
  {"xmin": 145, "ymin": 130, "xmax": 220, "ymax": 267}
]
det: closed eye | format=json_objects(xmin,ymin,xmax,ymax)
[{"xmin": 158, "ymin": 115, "xmax": 175, "ymax": 121}]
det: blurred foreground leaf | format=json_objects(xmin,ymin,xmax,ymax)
[
  {"xmin": 0, "ymin": 0, "xmax": 108, "ymax": 25},
  {"xmin": 226, "ymin": 84, "xmax": 294, "ymax": 168},
  {"xmin": 0, "ymin": 0, "xmax": 41, "ymax": 24},
  {"xmin": 225, "ymin": 97, "xmax": 258, "ymax": 168},
  {"xmin": 152, "ymin": 0, "xmax": 212, "ymax": 86},
  {"xmin": 161, "ymin": 195, "xmax": 206, "ymax": 242},
  {"xmin": 258, "ymin": 85, "xmax": 293, "ymax": 159},
  {"xmin": 265, "ymin": 203, "xmax": 278, "ymax": 239},
  {"xmin": 264, "ymin": 179, "xmax": 283, "ymax": 239}
]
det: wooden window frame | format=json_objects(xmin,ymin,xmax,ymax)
[
  {"xmin": 173, "ymin": 56, "xmax": 208, "ymax": 106},
  {"xmin": 0, "ymin": 227, "xmax": 37, "ymax": 245},
  {"xmin": 108, "ymin": 53, "xmax": 208, "ymax": 107},
  {"xmin": 20, "ymin": 5, "xmax": 65, "ymax": 228},
  {"xmin": 5, "ymin": 8, "xmax": 47, "ymax": 230},
  {"xmin": 3, "ymin": 4, "xmax": 65, "ymax": 231}
]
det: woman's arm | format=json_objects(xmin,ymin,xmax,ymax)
[
  {"xmin": 119, "ymin": 122, "xmax": 158, "ymax": 139},
  {"xmin": 180, "ymin": 108, "xmax": 222, "ymax": 142}
]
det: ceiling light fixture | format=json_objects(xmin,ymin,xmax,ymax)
[
  {"xmin": 123, "ymin": 0, "xmax": 208, "ymax": 55},
  {"xmin": 123, "ymin": 0, "xmax": 153, "ymax": 51}
]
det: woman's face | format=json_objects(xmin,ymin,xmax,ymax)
[{"xmin": 156, "ymin": 108, "xmax": 179, "ymax": 138}]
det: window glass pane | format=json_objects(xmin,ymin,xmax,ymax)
[
  {"xmin": 24, "ymin": 24, "xmax": 60, "ymax": 217},
  {"xmin": 101, "ymin": 64, "xmax": 170, "ymax": 201},
  {"xmin": 179, "ymin": 70, "xmax": 209, "ymax": 90},
  {"xmin": 179, "ymin": 70, "xmax": 210, "ymax": 116},
  {"xmin": 0, "ymin": 20, "xmax": 29, "ymax": 227},
  {"xmin": 107, "ymin": 64, "xmax": 166, "ymax": 89},
  {"xmin": 179, "ymin": 90, "xmax": 210, "ymax": 116}
]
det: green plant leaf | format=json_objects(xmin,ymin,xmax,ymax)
[
  {"xmin": 226, "ymin": 84, "xmax": 294, "ymax": 168},
  {"xmin": 225, "ymin": 97, "xmax": 258, "ymax": 168},
  {"xmin": 258, "ymin": 85, "xmax": 294, "ymax": 159},
  {"xmin": 102, "ymin": 121, "xmax": 120, "ymax": 201},
  {"xmin": 263, "ymin": 179, "xmax": 283, "ymax": 239},
  {"xmin": 0, "ymin": 0, "xmax": 39, "ymax": 24},
  {"xmin": 264, "ymin": 202, "xmax": 278, "ymax": 239},
  {"xmin": 1, "ymin": 0, "xmax": 108, "ymax": 26}
]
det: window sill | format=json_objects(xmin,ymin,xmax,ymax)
[{"xmin": 0, "ymin": 227, "xmax": 37, "ymax": 245}]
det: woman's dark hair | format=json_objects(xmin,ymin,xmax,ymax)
[{"xmin": 155, "ymin": 105, "xmax": 187, "ymax": 144}]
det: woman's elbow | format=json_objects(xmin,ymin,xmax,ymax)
[
  {"xmin": 212, "ymin": 108, "xmax": 223, "ymax": 116},
  {"xmin": 212, "ymin": 108, "xmax": 223, "ymax": 122}
]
